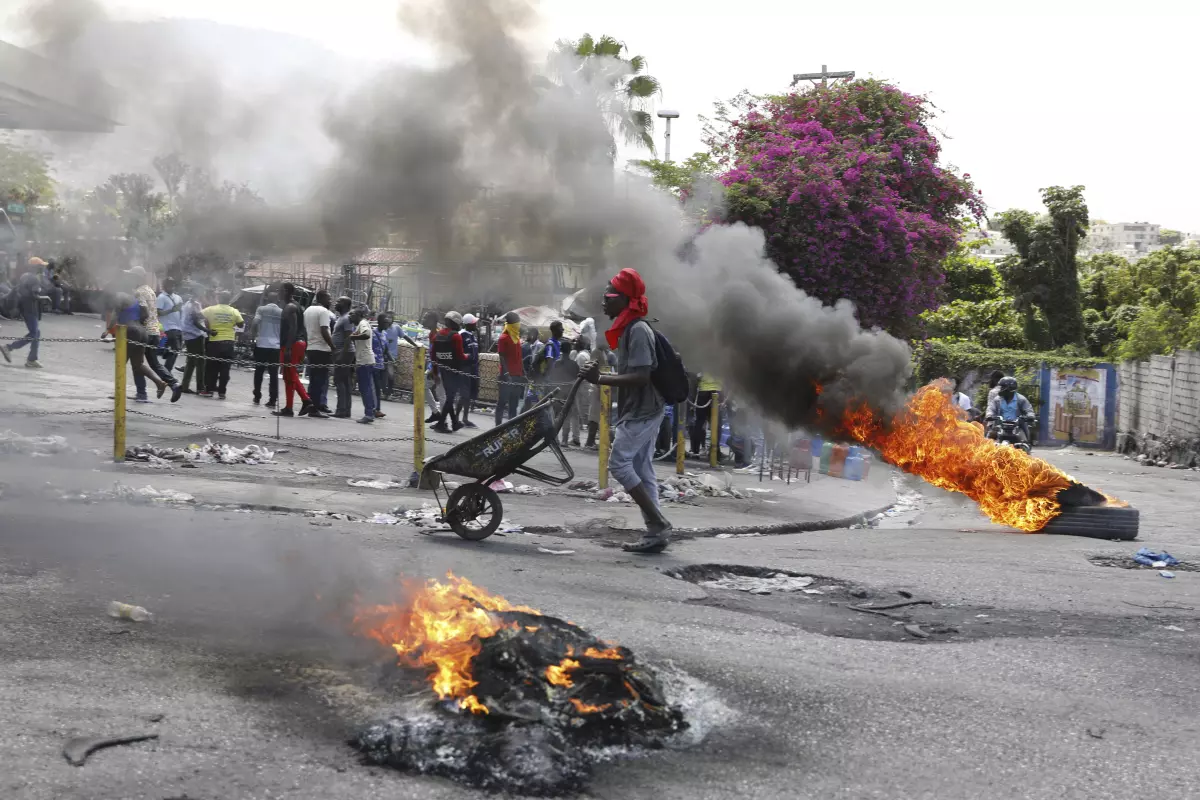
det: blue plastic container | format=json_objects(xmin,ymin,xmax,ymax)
[{"xmin": 843, "ymin": 456, "xmax": 863, "ymax": 481}]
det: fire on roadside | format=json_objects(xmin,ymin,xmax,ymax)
[
  {"xmin": 835, "ymin": 383, "xmax": 1117, "ymax": 532},
  {"xmin": 353, "ymin": 573, "xmax": 632, "ymax": 716},
  {"xmin": 353, "ymin": 573, "xmax": 538, "ymax": 714}
]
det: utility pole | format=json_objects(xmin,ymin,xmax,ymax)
[
  {"xmin": 791, "ymin": 64, "xmax": 855, "ymax": 88},
  {"xmin": 657, "ymin": 109, "xmax": 680, "ymax": 162}
]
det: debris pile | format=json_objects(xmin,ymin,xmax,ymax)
[
  {"xmin": 567, "ymin": 472, "xmax": 748, "ymax": 503},
  {"xmin": 0, "ymin": 430, "xmax": 72, "ymax": 457},
  {"xmin": 126, "ymin": 440, "xmax": 275, "ymax": 466},
  {"xmin": 352, "ymin": 574, "xmax": 687, "ymax": 795},
  {"xmin": 699, "ymin": 572, "xmax": 820, "ymax": 595},
  {"xmin": 57, "ymin": 483, "xmax": 196, "ymax": 506}
]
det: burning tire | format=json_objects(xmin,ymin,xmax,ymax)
[
  {"xmin": 445, "ymin": 483, "xmax": 503, "ymax": 540},
  {"xmin": 1041, "ymin": 505, "xmax": 1139, "ymax": 541}
]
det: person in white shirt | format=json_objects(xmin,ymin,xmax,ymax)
[
  {"xmin": 156, "ymin": 277, "xmax": 184, "ymax": 373},
  {"xmin": 303, "ymin": 290, "xmax": 337, "ymax": 414},
  {"xmin": 349, "ymin": 305, "xmax": 377, "ymax": 424}
]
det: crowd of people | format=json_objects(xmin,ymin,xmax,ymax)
[{"xmin": 5, "ymin": 260, "xmax": 698, "ymax": 553}]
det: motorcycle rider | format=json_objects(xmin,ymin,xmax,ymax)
[{"xmin": 985, "ymin": 376, "xmax": 1035, "ymax": 446}]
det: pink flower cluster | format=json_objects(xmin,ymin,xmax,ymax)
[{"xmin": 710, "ymin": 81, "xmax": 984, "ymax": 332}]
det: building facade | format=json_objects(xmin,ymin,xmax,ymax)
[{"xmin": 1086, "ymin": 222, "xmax": 1161, "ymax": 256}]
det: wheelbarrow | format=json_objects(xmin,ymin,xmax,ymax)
[{"xmin": 422, "ymin": 377, "xmax": 586, "ymax": 540}]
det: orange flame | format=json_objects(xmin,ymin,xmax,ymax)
[
  {"xmin": 546, "ymin": 658, "xmax": 581, "ymax": 688},
  {"xmin": 352, "ymin": 573, "xmax": 537, "ymax": 714},
  {"xmin": 583, "ymin": 646, "xmax": 624, "ymax": 660},
  {"xmin": 838, "ymin": 384, "xmax": 1085, "ymax": 531},
  {"xmin": 569, "ymin": 698, "xmax": 612, "ymax": 714}
]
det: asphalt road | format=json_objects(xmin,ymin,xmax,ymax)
[{"xmin": 2, "ymin": 314, "xmax": 1198, "ymax": 799}]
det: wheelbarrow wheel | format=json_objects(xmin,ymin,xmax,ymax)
[{"xmin": 445, "ymin": 484, "xmax": 503, "ymax": 541}]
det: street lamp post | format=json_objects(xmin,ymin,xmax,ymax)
[{"xmin": 656, "ymin": 109, "xmax": 679, "ymax": 163}]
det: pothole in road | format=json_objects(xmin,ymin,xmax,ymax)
[
  {"xmin": 1088, "ymin": 555, "xmax": 1200, "ymax": 573},
  {"xmin": 663, "ymin": 563, "xmax": 1195, "ymax": 643}
]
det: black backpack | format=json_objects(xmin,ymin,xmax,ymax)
[{"xmin": 640, "ymin": 322, "xmax": 689, "ymax": 405}]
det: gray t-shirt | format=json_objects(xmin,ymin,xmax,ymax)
[
  {"xmin": 253, "ymin": 303, "xmax": 282, "ymax": 349},
  {"xmin": 332, "ymin": 313, "xmax": 354, "ymax": 360},
  {"xmin": 616, "ymin": 320, "xmax": 663, "ymax": 424}
]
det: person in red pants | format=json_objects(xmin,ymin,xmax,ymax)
[{"xmin": 274, "ymin": 282, "xmax": 325, "ymax": 418}]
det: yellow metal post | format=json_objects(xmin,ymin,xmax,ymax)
[
  {"xmin": 709, "ymin": 391, "xmax": 721, "ymax": 468},
  {"xmin": 598, "ymin": 385, "xmax": 611, "ymax": 490},
  {"xmin": 113, "ymin": 325, "xmax": 127, "ymax": 463},
  {"xmin": 413, "ymin": 346, "xmax": 426, "ymax": 481},
  {"xmin": 675, "ymin": 402, "xmax": 686, "ymax": 475}
]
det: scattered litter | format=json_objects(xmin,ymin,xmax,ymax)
[
  {"xmin": 1134, "ymin": 548, "xmax": 1179, "ymax": 568},
  {"xmin": 296, "ymin": 468, "xmax": 329, "ymax": 477},
  {"xmin": 511, "ymin": 484, "xmax": 546, "ymax": 496},
  {"xmin": 742, "ymin": 488, "xmax": 773, "ymax": 494},
  {"xmin": 801, "ymin": 588, "xmax": 824, "ymax": 595},
  {"xmin": 0, "ymin": 430, "xmax": 72, "ymax": 456},
  {"xmin": 63, "ymin": 733, "xmax": 159, "ymax": 766},
  {"xmin": 606, "ymin": 491, "xmax": 632, "ymax": 503},
  {"xmin": 715, "ymin": 532, "xmax": 763, "ymax": 539},
  {"xmin": 1085, "ymin": 728, "xmax": 1106, "ymax": 740},
  {"xmin": 59, "ymin": 483, "xmax": 196, "ymax": 506},
  {"xmin": 126, "ymin": 440, "xmax": 274, "ymax": 465},
  {"xmin": 903, "ymin": 624, "xmax": 931, "ymax": 639},
  {"xmin": 537, "ymin": 547, "xmax": 575, "ymax": 556},
  {"xmin": 107, "ymin": 601, "xmax": 152, "ymax": 622},
  {"xmin": 1159, "ymin": 570, "xmax": 1176, "ymax": 579},
  {"xmin": 394, "ymin": 503, "xmax": 446, "ymax": 529},
  {"xmin": 1162, "ymin": 625, "xmax": 1186, "ymax": 632},
  {"xmin": 349, "ymin": 479, "xmax": 405, "ymax": 490},
  {"xmin": 367, "ymin": 513, "xmax": 403, "ymax": 525},
  {"xmin": 306, "ymin": 510, "xmax": 358, "ymax": 522},
  {"xmin": 700, "ymin": 573, "xmax": 815, "ymax": 594}
]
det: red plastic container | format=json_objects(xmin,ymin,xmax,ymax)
[{"xmin": 828, "ymin": 444, "xmax": 849, "ymax": 478}]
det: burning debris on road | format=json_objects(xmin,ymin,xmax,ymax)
[
  {"xmin": 351, "ymin": 574, "xmax": 687, "ymax": 795},
  {"xmin": 837, "ymin": 384, "xmax": 1133, "ymax": 533}
]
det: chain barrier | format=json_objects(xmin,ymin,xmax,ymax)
[
  {"xmin": 0, "ymin": 408, "xmax": 111, "ymax": 416},
  {"xmin": 124, "ymin": 409, "xmax": 458, "ymax": 447},
  {"xmin": 0, "ymin": 337, "xmax": 111, "ymax": 344}
]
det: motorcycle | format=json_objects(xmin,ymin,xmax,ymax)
[{"xmin": 986, "ymin": 417, "xmax": 1034, "ymax": 454}]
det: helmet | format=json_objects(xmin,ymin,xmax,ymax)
[
  {"xmin": 444, "ymin": 311, "xmax": 463, "ymax": 326},
  {"xmin": 998, "ymin": 377, "xmax": 1018, "ymax": 393}
]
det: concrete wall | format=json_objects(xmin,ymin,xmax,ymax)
[
  {"xmin": 1119, "ymin": 351, "xmax": 1200, "ymax": 438},
  {"xmin": 1118, "ymin": 350, "xmax": 1200, "ymax": 465}
]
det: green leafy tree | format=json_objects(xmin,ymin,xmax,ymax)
[
  {"xmin": 631, "ymin": 151, "xmax": 718, "ymax": 198},
  {"xmin": 941, "ymin": 240, "xmax": 1002, "ymax": 303},
  {"xmin": 549, "ymin": 34, "xmax": 662, "ymax": 158},
  {"xmin": 921, "ymin": 299, "xmax": 1028, "ymax": 349},
  {"xmin": 996, "ymin": 185, "xmax": 1089, "ymax": 348},
  {"xmin": 1160, "ymin": 228, "xmax": 1182, "ymax": 246},
  {"xmin": 0, "ymin": 139, "xmax": 55, "ymax": 206},
  {"xmin": 1118, "ymin": 301, "xmax": 1186, "ymax": 361}
]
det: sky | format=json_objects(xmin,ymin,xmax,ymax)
[{"xmin": 6, "ymin": 0, "xmax": 1199, "ymax": 232}]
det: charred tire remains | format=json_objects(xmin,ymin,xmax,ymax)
[
  {"xmin": 354, "ymin": 611, "xmax": 687, "ymax": 796},
  {"xmin": 1041, "ymin": 505, "xmax": 1140, "ymax": 541}
]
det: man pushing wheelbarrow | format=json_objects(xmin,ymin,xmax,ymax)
[{"xmin": 422, "ymin": 268, "xmax": 683, "ymax": 554}]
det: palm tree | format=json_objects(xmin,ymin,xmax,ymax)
[{"xmin": 550, "ymin": 34, "xmax": 662, "ymax": 158}]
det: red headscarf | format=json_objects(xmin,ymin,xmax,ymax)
[{"xmin": 605, "ymin": 268, "xmax": 649, "ymax": 349}]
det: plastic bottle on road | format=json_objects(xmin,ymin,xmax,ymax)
[{"xmin": 107, "ymin": 601, "xmax": 153, "ymax": 622}]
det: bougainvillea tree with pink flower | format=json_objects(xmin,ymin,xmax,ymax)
[{"xmin": 708, "ymin": 80, "xmax": 984, "ymax": 334}]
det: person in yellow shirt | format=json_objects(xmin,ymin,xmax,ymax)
[
  {"xmin": 201, "ymin": 291, "xmax": 244, "ymax": 399},
  {"xmin": 690, "ymin": 373, "xmax": 722, "ymax": 458}
]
